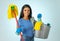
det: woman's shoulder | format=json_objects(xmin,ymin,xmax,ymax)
[{"xmin": 18, "ymin": 18, "xmax": 23, "ymax": 22}]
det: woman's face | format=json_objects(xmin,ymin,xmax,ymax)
[{"xmin": 23, "ymin": 7, "xmax": 30, "ymax": 17}]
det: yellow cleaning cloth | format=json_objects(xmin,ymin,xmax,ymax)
[
  {"xmin": 34, "ymin": 21, "xmax": 43, "ymax": 30},
  {"xmin": 7, "ymin": 4, "xmax": 18, "ymax": 19}
]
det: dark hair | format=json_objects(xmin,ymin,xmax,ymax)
[{"xmin": 19, "ymin": 4, "xmax": 32, "ymax": 19}]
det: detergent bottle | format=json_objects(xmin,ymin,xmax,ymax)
[{"xmin": 34, "ymin": 14, "xmax": 43, "ymax": 30}]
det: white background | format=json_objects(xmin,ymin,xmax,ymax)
[{"xmin": 0, "ymin": 0, "xmax": 60, "ymax": 41}]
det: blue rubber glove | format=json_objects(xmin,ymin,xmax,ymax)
[{"xmin": 16, "ymin": 28, "xmax": 22, "ymax": 35}]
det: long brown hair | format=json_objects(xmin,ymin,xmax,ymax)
[{"xmin": 19, "ymin": 4, "xmax": 32, "ymax": 19}]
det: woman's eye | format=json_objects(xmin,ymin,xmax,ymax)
[
  {"xmin": 24, "ymin": 10, "xmax": 30, "ymax": 12},
  {"xmin": 24, "ymin": 10, "xmax": 26, "ymax": 11},
  {"xmin": 28, "ymin": 10, "xmax": 29, "ymax": 11}
]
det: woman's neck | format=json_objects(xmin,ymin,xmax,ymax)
[{"xmin": 23, "ymin": 17, "xmax": 29, "ymax": 20}]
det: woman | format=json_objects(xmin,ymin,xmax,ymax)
[{"xmin": 16, "ymin": 4, "xmax": 36, "ymax": 41}]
